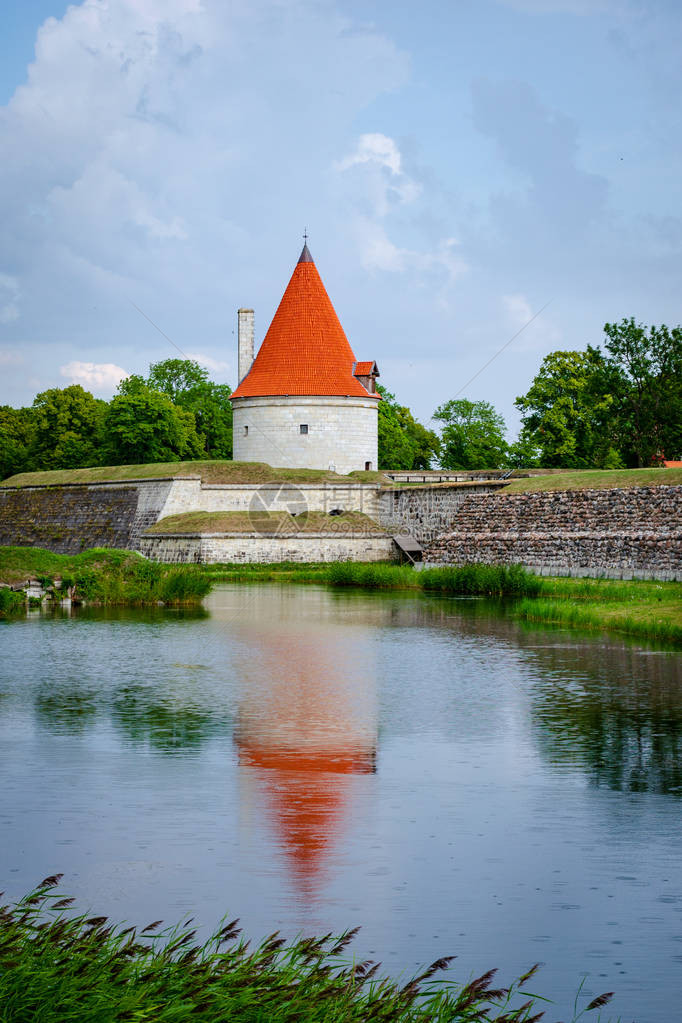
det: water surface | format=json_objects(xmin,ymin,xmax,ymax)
[{"xmin": 1, "ymin": 584, "xmax": 681, "ymax": 1022}]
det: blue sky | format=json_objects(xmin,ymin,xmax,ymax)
[{"xmin": 1, "ymin": 0, "xmax": 680, "ymax": 436}]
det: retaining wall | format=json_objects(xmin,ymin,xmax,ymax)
[
  {"xmin": 138, "ymin": 533, "xmax": 396, "ymax": 564},
  {"xmin": 424, "ymin": 486, "xmax": 682, "ymax": 580},
  {"xmin": 0, "ymin": 480, "xmax": 175, "ymax": 554},
  {"xmin": 376, "ymin": 482, "xmax": 507, "ymax": 544}
]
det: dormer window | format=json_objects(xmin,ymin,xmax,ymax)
[{"xmin": 353, "ymin": 360, "xmax": 380, "ymax": 394}]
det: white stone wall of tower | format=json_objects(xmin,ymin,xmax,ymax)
[{"xmin": 232, "ymin": 395, "xmax": 378, "ymax": 475}]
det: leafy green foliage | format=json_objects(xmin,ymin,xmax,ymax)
[
  {"xmin": 602, "ymin": 318, "xmax": 682, "ymax": 466},
  {"xmin": 147, "ymin": 358, "xmax": 233, "ymax": 459},
  {"xmin": 377, "ymin": 386, "xmax": 440, "ymax": 470},
  {"xmin": 433, "ymin": 398, "xmax": 508, "ymax": 470},
  {"xmin": 514, "ymin": 349, "xmax": 616, "ymax": 468},
  {"xmin": 0, "ymin": 547, "xmax": 211, "ymax": 606},
  {"xmin": 514, "ymin": 321, "xmax": 682, "ymax": 468},
  {"xmin": 0, "ymin": 405, "xmax": 35, "ymax": 479},
  {"xmin": 103, "ymin": 385, "xmax": 204, "ymax": 465},
  {"xmin": 29, "ymin": 385, "xmax": 107, "ymax": 471}
]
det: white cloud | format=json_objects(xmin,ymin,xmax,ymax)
[
  {"xmin": 185, "ymin": 352, "xmax": 231, "ymax": 376},
  {"xmin": 60, "ymin": 360, "xmax": 130, "ymax": 392},
  {"xmin": 335, "ymin": 132, "xmax": 421, "ymax": 216},
  {"xmin": 0, "ymin": 0, "xmax": 408, "ymax": 404},
  {"xmin": 0, "ymin": 349, "xmax": 23, "ymax": 365}
]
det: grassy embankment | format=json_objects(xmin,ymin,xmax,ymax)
[
  {"xmin": 0, "ymin": 879, "xmax": 614, "ymax": 1023},
  {"xmin": 503, "ymin": 466, "xmax": 682, "ymax": 493},
  {"xmin": 0, "ymin": 460, "xmax": 394, "ymax": 488},
  {"xmin": 145, "ymin": 511, "xmax": 387, "ymax": 534},
  {"xmin": 0, "ymin": 547, "xmax": 210, "ymax": 615}
]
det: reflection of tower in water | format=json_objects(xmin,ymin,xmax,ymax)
[{"xmin": 230, "ymin": 588, "xmax": 378, "ymax": 896}]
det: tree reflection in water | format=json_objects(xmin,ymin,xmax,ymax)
[{"xmin": 527, "ymin": 640, "xmax": 682, "ymax": 795}]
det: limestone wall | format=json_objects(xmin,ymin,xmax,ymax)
[
  {"xmin": 376, "ymin": 483, "xmax": 507, "ymax": 544},
  {"xmin": 139, "ymin": 533, "xmax": 395, "ymax": 564},
  {"xmin": 162, "ymin": 478, "xmax": 380, "ymax": 517},
  {"xmin": 424, "ymin": 486, "xmax": 682, "ymax": 580},
  {"xmin": 232, "ymin": 395, "xmax": 378, "ymax": 474}
]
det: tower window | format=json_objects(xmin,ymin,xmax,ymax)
[
  {"xmin": 299, "ymin": 424, "xmax": 309, "ymax": 435},
  {"xmin": 243, "ymin": 425, "xmax": 248, "ymax": 436}
]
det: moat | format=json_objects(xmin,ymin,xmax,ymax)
[{"xmin": 2, "ymin": 584, "xmax": 681, "ymax": 1022}]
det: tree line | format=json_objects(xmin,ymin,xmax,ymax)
[{"xmin": 1, "ymin": 319, "xmax": 680, "ymax": 479}]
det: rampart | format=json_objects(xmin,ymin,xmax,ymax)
[
  {"xmin": 375, "ymin": 482, "xmax": 507, "ymax": 544},
  {"xmin": 424, "ymin": 486, "xmax": 682, "ymax": 580},
  {"xmin": 138, "ymin": 533, "xmax": 395, "ymax": 564},
  {"xmin": 0, "ymin": 480, "xmax": 175, "ymax": 554}
]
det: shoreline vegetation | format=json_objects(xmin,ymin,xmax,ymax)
[
  {"xmin": 0, "ymin": 547, "xmax": 679, "ymax": 645},
  {"xmin": 0, "ymin": 548, "xmax": 211, "ymax": 614},
  {"xmin": 0, "ymin": 878, "xmax": 614, "ymax": 1023}
]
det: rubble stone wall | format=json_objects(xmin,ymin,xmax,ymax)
[{"xmin": 424, "ymin": 486, "xmax": 682, "ymax": 580}]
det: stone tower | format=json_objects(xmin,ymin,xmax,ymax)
[{"xmin": 231, "ymin": 243, "xmax": 379, "ymax": 474}]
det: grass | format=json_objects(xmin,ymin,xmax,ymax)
[
  {"xmin": 0, "ymin": 878, "xmax": 614, "ymax": 1023},
  {"xmin": 503, "ymin": 467, "xmax": 682, "ymax": 494},
  {"xmin": 327, "ymin": 562, "xmax": 542, "ymax": 596},
  {"xmin": 0, "ymin": 547, "xmax": 212, "ymax": 606},
  {"xmin": 517, "ymin": 575, "xmax": 682, "ymax": 643},
  {"xmin": 0, "ymin": 461, "xmax": 391, "ymax": 488},
  {"xmin": 146, "ymin": 511, "xmax": 387, "ymax": 535}
]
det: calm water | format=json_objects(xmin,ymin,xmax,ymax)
[{"xmin": 1, "ymin": 584, "xmax": 681, "ymax": 1022}]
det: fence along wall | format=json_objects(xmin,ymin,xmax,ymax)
[{"xmin": 424, "ymin": 486, "xmax": 682, "ymax": 580}]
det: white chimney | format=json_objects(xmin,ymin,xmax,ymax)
[{"xmin": 237, "ymin": 308, "xmax": 255, "ymax": 384}]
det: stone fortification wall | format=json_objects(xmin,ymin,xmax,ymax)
[
  {"xmin": 232, "ymin": 395, "xmax": 378, "ymax": 475},
  {"xmin": 376, "ymin": 482, "xmax": 507, "ymax": 544},
  {"xmin": 0, "ymin": 479, "xmax": 176, "ymax": 554},
  {"xmin": 424, "ymin": 486, "xmax": 682, "ymax": 580},
  {"xmin": 139, "ymin": 533, "xmax": 395, "ymax": 564},
  {"xmin": 162, "ymin": 478, "xmax": 379, "ymax": 517}
]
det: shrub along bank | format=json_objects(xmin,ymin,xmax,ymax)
[
  {"xmin": 0, "ymin": 547, "xmax": 211, "ymax": 612},
  {"xmin": 0, "ymin": 879, "xmax": 613, "ymax": 1023}
]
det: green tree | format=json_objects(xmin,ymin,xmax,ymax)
[
  {"xmin": 29, "ymin": 385, "xmax": 106, "ymax": 471},
  {"xmin": 514, "ymin": 349, "xmax": 616, "ymax": 468},
  {"xmin": 103, "ymin": 385, "xmax": 204, "ymax": 465},
  {"xmin": 145, "ymin": 359, "xmax": 233, "ymax": 458},
  {"xmin": 377, "ymin": 387, "xmax": 440, "ymax": 470},
  {"xmin": 433, "ymin": 398, "xmax": 508, "ymax": 470},
  {"xmin": 0, "ymin": 405, "xmax": 35, "ymax": 479},
  {"xmin": 602, "ymin": 318, "xmax": 682, "ymax": 466}
]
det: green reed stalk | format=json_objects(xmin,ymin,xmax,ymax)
[{"xmin": 0, "ymin": 880, "xmax": 615, "ymax": 1022}]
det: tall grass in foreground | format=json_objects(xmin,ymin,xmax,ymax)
[
  {"xmin": 327, "ymin": 562, "xmax": 542, "ymax": 597},
  {"xmin": 0, "ymin": 879, "xmax": 614, "ymax": 1022}
]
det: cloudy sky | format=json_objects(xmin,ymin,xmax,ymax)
[{"xmin": 1, "ymin": 0, "xmax": 680, "ymax": 436}]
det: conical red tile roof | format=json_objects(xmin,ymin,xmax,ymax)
[{"xmin": 232, "ymin": 245, "xmax": 378, "ymax": 399}]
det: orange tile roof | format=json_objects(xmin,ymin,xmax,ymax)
[
  {"xmin": 354, "ymin": 360, "xmax": 376, "ymax": 376},
  {"xmin": 232, "ymin": 245, "xmax": 378, "ymax": 399}
]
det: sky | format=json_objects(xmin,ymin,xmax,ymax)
[{"xmin": 1, "ymin": 0, "xmax": 681, "ymax": 437}]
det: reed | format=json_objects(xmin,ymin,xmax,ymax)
[
  {"xmin": 327, "ymin": 561, "xmax": 542, "ymax": 597},
  {"xmin": 0, "ymin": 879, "xmax": 614, "ymax": 1022}
]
